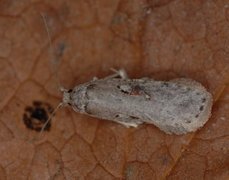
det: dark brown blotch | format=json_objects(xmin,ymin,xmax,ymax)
[{"xmin": 23, "ymin": 100, "xmax": 53, "ymax": 132}]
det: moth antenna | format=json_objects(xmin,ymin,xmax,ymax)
[
  {"xmin": 40, "ymin": 12, "xmax": 63, "ymax": 90},
  {"xmin": 38, "ymin": 102, "xmax": 63, "ymax": 138},
  {"xmin": 37, "ymin": 13, "xmax": 66, "ymax": 138}
]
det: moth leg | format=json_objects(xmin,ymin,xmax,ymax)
[
  {"xmin": 92, "ymin": 77, "xmax": 98, "ymax": 81},
  {"xmin": 103, "ymin": 68, "xmax": 129, "ymax": 80},
  {"xmin": 117, "ymin": 121, "xmax": 141, "ymax": 128},
  {"xmin": 93, "ymin": 68, "xmax": 128, "ymax": 81},
  {"xmin": 111, "ymin": 68, "xmax": 128, "ymax": 79},
  {"xmin": 114, "ymin": 114, "xmax": 143, "ymax": 128}
]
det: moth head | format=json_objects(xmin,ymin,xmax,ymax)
[{"xmin": 61, "ymin": 87, "xmax": 73, "ymax": 106}]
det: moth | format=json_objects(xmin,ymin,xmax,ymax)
[
  {"xmin": 40, "ymin": 14, "xmax": 212, "ymax": 135},
  {"xmin": 58, "ymin": 69, "xmax": 212, "ymax": 135}
]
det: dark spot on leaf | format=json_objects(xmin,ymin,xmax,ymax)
[
  {"xmin": 31, "ymin": 107, "xmax": 47, "ymax": 120},
  {"xmin": 23, "ymin": 100, "xmax": 54, "ymax": 132}
]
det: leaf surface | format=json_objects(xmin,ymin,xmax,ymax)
[{"xmin": 0, "ymin": 0, "xmax": 228, "ymax": 179}]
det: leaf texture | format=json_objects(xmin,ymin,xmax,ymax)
[{"xmin": 0, "ymin": 0, "xmax": 228, "ymax": 179}]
